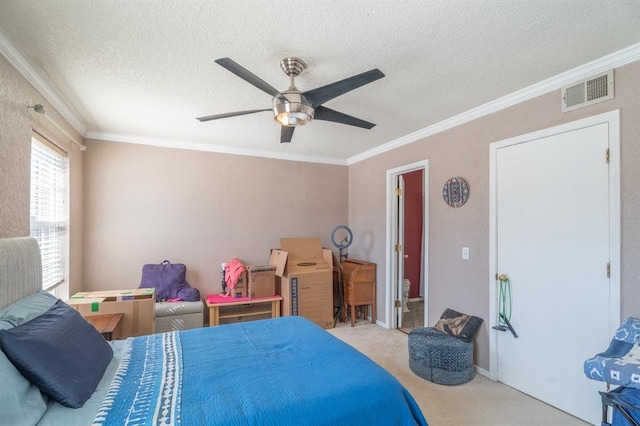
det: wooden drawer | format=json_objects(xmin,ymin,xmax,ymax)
[
  {"xmin": 219, "ymin": 311, "xmax": 273, "ymax": 325},
  {"xmin": 206, "ymin": 295, "xmax": 282, "ymax": 326},
  {"xmin": 341, "ymin": 259, "xmax": 376, "ymax": 282},
  {"xmin": 344, "ymin": 280, "xmax": 375, "ymax": 305}
]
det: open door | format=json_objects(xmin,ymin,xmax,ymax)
[
  {"xmin": 385, "ymin": 160, "xmax": 429, "ymax": 331},
  {"xmin": 395, "ymin": 174, "xmax": 405, "ymax": 328},
  {"xmin": 400, "ymin": 170, "xmax": 425, "ymax": 330}
]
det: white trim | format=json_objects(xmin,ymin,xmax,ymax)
[
  {"xmin": 385, "ymin": 160, "xmax": 429, "ymax": 330},
  {"xmin": 488, "ymin": 143, "xmax": 499, "ymax": 380},
  {"xmin": 85, "ymin": 131, "xmax": 348, "ymax": 166},
  {"xmin": 0, "ymin": 28, "xmax": 86, "ymax": 135},
  {"xmin": 488, "ymin": 109, "xmax": 621, "ymax": 381},
  {"xmin": 475, "ymin": 365, "xmax": 491, "ymax": 379},
  {"xmin": 609, "ymin": 112, "xmax": 622, "ymax": 328},
  {"xmin": 348, "ymin": 43, "xmax": 640, "ymax": 166}
]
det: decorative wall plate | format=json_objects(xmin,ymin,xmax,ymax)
[{"xmin": 442, "ymin": 177, "xmax": 469, "ymax": 208}]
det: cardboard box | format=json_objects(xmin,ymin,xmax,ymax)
[
  {"xmin": 247, "ymin": 265, "xmax": 277, "ymax": 298},
  {"xmin": 269, "ymin": 238, "xmax": 334, "ymax": 329},
  {"xmin": 68, "ymin": 288, "xmax": 156, "ymax": 338},
  {"xmin": 229, "ymin": 271, "xmax": 248, "ymax": 298}
]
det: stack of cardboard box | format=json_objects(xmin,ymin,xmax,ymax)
[
  {"xmin": 269, "ymin": 238, "xmax": 334, "ymax": 329},
  {"xmin": 227, "ymin": 271, "xmax": 249, "ymax": 298},
  {"xmin": 247, "ymin": 265, "xmax": 277, "ymax": 298}
]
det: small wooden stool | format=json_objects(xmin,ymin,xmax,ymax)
[{"xmin": 342, "ymin": 280, "xmax": 376, "ymax": 327}]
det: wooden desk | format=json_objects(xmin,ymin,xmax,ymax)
[
  {"xmin": 205, "ymin": 295, "xmax": 283, "ymax": 326},
  {"xmin": 83, "ymin": 313, "xmax": 124, "ymax": 341}
]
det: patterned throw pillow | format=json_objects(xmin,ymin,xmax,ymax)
[
  {"xmin": 434, "ymin": 308, "xmax": 483, "ymax": 342},
  {"xmin": 614, "ymin": 317, "xmax": 640, "ymax": 345}
]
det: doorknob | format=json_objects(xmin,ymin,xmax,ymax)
[{"xmin": 404, "ymin": 254, "xmax": 408, "ymax": 258}]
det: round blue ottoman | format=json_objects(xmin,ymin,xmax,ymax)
[{"xmin": 408, "ymin": 327, "xmax": 474, "ymax": 385}]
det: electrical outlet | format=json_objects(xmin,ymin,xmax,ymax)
[{"xmin": 462, "ymin": 247, "xmax": 470, "ymax": 260}]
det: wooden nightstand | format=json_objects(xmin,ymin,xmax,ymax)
[
  {"xmin": 343, "ymin": 280, "xmax": 376, "ymax": 327},
  {"xmin": 83, "ymin": 313, "xmax": 124, "ymax": 341},
  {"xmin": 341, "ymin": 259, "xmax": 376, "ymax": 327}
]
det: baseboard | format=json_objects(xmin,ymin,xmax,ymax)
[{"xmin": 475, "ymin": 365, "xmax": 491, "ymax": 379}]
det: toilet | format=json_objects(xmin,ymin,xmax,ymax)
[{"xmin": 402, "ymin": 279, "xmax": 411, "ymax": 313}]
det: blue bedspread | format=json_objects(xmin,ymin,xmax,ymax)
[{"xmin": 93, "ymin": 316, "xmax": 427, "ymax": 425}]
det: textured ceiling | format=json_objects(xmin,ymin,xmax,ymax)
[{"xmin": 1, "ymin": 0, "xmax": 639, "ymax": 163}]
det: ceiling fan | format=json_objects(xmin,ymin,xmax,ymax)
[{"xmin": 196, "ymin": 57, "xmax": 385, "ymax": 143}]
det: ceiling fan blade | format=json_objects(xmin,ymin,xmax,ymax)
[
  {"xmin": 196, "ymin": 108, "xmax": 271, "ymax": 122},
  {"xmin": 281, "ymin": 126, "xmax": 295, "ymax": 143},
  {"xmin": 215, "ymin": 58, "xmax": 283, "ymax": 98},
  {"xmin": 314, "ymin": 106, "xmax": 376, "ymax": 129},
  {"xmin": 303, "ymin": 69, "xmax": 385, "ymax": 107}
]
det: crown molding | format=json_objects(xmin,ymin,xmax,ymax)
[
  {"xmin": 347, "ymin": 42, "xmax": 640, "ymax": 165},
  {"xmin": 84, "ymin": 131, "xmax": 348, "ymax": 166},
  {"xmin": 0, "ymin": 28, "xmax": 87, "ymax": 135},
  {"xmin": 3, "ymin": 22, "xmax": 637, "ymax": 166}
]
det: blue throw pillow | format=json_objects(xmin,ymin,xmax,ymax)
[
  {"xmin": 0, "ymin": 291, "xmax": 56, "ymax": 424},
  {"xmin": 0, "ymin": 290, "xmax": 57, "ymax": 330},
  {"xmin": 0, "ymin": 299, "xmax": 113, "ymax": 408}
]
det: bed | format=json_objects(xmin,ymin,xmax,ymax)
[{"xmin": 0, "ymin": 237, "xmax": 427, "ymax": 425}]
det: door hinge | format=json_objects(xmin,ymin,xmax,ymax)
[
  {"xmin": 395, "ymin": 188, "xmax": 403, "ymax": 196},
  {"xmin": 607, "ymin": 262, "xmax": 611, "ymax": 278},
  {"xmin": 395, "ymin": 300, "xmax": 402, "ymax": 308},
  {"xmin": 395, "ymin": 244, "xmax": 402, "ymax": 252},
  {"xmin": 606, "ymin": 148, "xmax": 610, "ymax": 164}
]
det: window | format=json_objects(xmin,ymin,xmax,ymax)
[{"xmin": 30, "ymin": 133, "xmax": 68, "ymax": 290}]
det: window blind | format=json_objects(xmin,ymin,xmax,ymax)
[{"xmin": 30, "ymin": 134, "xmax": 68, "ymax": 290}]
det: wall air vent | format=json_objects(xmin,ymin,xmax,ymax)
[{"xmin": 562, "ymin": 70, "xmax": 614, "ymax": 112}]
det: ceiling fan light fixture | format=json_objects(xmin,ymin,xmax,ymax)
[
  {"xmin": 272, "ymin": 93, "xmax": 314, "ymax": 126},
  {"xmin": 275, "ymin": 109, "xmax": 313, "ymax": 126}
]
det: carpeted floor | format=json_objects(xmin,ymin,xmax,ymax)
[{"xmin": 327, "ymin": 320, "xmax": 589, "ymax": 426}]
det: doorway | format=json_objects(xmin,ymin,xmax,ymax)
[
  {"xmin": 489, "ymin": 110, "xmax": 620, "ymax": 424},
  {"xmin": 400, "ymin": 169, "xmax": 425, "ymax": 332},
  {"xmin": 385, "ymin": 160, "xmax": 428, "ymax": 331}
]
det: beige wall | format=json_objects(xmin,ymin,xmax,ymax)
[
  {"xmin": 0, "ymin": 55, "xmax": 84, "ymax": 300},
  {"xmin": 3, "ymin": 49, "xmax": 639, "ymax": 372},
  {"xmin": 81, "ymin": 139, "xmax": 348, "ymax": 295},
  {"xmin": 348, "ymin": 61, "xmax": 640, "ymax": 371}
]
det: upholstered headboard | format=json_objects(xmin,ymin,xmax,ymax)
[{"xmin": 0, "ymin": 237, "xmax": 42, "ymax": 309}]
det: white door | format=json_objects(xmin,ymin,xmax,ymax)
[
  {"xmin": 396, "ymin": 175, "xmax": 405, "ymax": 328},
  {"xmin": 494, "ymin": 118, "xmax": 618, "ymax": 424},
  {"xmin": 386, "ymin": 160, "xmax": 429, "ymax": 330}
]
